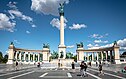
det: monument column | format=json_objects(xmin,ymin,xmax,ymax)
[{"xmin": 58, "ymin": 3, "xmax": 66, "ymax": 59}]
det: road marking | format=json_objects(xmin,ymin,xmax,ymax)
[
  {"xmin": 67, "ymin": 73, "xmax": 72, "ymax": 78},
  {"xmin": 89, "ymin": 68, "xmax": 126, "ymax": 79},
  {"xmin": 86, "ymin": 72, "xmax": 102, "ymax": 79},
  {"xmin": 62, "ymin": 69, "xmax": 64, "ymax": 70},
  {"xmin": 39, "ymin": 72, "xmax": 48, "ymax": 77},
  {"xmin": 55, "ymin": 68, "xmax": 57, "ymax": 70},
  {"xmin": 0, "ymin": 70, "xmax": 27, "ymax": 76},
  {"xmin": 7, "ymin": 71, "xmax": 34, "ymax": 79},
  {"xmin": 44, "ymin": 76, "xmax": 70, "ymax": 78}
]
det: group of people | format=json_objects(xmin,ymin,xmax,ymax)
[{"xmin": 71, "ymin": 61, "xmax": 104, "ymax": 77}]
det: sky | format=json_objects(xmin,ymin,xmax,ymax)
[{"xmin": 0, "ymin": 0, "xmax": 126, "ymax": 56}]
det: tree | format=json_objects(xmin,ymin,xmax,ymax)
[
  {"xmin": 2, "ymin": 54, "xmax": 8, "ymax": 63},
  {"xmin": 72, "ymin": 55, "xmax": 77, "ymax": 62},
  {"xmin": 66, "ymin": 52, "xmax": 73, "ymax": 59},
  {"xmin": 0, "ymin": 52, "xmax": 3, "ymax": 63},
  {"xmin": 51, "ymin": 51, "xmax": 58, "ymax": 59}
]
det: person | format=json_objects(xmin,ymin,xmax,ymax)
[
  {"xmin": 71, "ymin": 62, "xmax": 75, "ymax": 72},
  {"xmin": 15, "ymin": 61, "xmax": 18, "ymax": 70},
  {"xmin": 98, "ymin": 62, "xmax": 104, "ymax": 76},
  {"xmin": 37, "ymin": 62, "xmax": 40, "ymax": 67},
  {"xmin": 96, "ymin": 61, "xmax": 98, "ymax": 67},
  {"xmin": 89, "ymin": 62, "xmax": 91, "ymax": 67},
  {"xmin": 80, "ymin": 61, "xmax": 87, "ymax": 77}
]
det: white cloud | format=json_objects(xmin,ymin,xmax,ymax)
[
  {"xmin": 50, "ymin": 17, "xmax": 67, "ymax": 29},
  {"xmin": 14, "ymin": 40, "xmax": 20, "ymax": 44},
  {"xmin": 94, "ymin": 40, "xmax": 108, "ymax": 43},
  {"xmin": 7, "ymin": 1, "xmax": 17, "ymax": 9},
  {"xmin": 31, "ymin": 24, "xmax": 36, "ymax": 27},
  {"xmin": 67, "ymin": 45, "xmax": 74, "ymax": 48},
  {"xmin": 0, "ymin": 13, "xmax": 16, "ymax": 32},
  {"xmin": 7, "ymin": 2, "xmax": 36, "ymax": 28},
  {"xmin": 87, "ymin": 44, "xmax": 93, "ymax": 48},
  {"xmin": 89, "ymin": 33, "xmax": 109, "ymax": 39},
  {"xmin": 31, "ymin": 0, "xmax": 69, "ymax": 16},
  {"xmin": 69, "ymin": 24, "xmax": 87, "ymax": 30},
  {"xmin": 26, "ymin": 31, "xmax": 30, "ymax": 34},
  {"xmin": 117, "ymin": 38, "xmax": 126, "ymax": 47},
  {"xmin": 87, "ymin": 38, "xmax": 126, "ymax": 50},
  {"xmin": 8, "ymin": 10, "xmax": 33, "ymax": 22}
]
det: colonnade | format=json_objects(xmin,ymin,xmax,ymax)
[
  {"xmin": 76, "ymin": 44, "xmax": 120, "ymax": 64},
  {"xmin": 7, "ymin": 43, "xmax": 50, "ymax": 64},
  {"xmin": 14, "ymin": 51, "xmax": 43, "ymax": 62}
]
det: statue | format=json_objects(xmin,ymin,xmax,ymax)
[
  {"xmin": 60, "ymin": 51, "xmax": 63, "ymax": 58},
  {"xmin": 43, "ymin": 43, "xmax": 50, "ymax": 48},
  {"xmin": 76, "ymin": 42, "xmax": 83, "ymax": 48},
  {"xmin": 59, "ymin": 2, "xmax": 65, "ymax": 15},
  {"xmin": 113, "ymin": 41, "xmax": 117, "ymax": 46},
  {"xmin": 10, "ymin": 42, "xmax": 14, "ymax": 45}
]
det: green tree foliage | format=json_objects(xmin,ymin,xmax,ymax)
[
  {"xmin": 66, "ymin": 52, "xmax": 73, "ymax": 59},
  {"xmin": 51, "ymin": 51, "xmax": 58, "ymax": 59},
  {"xmin": 2, "ymin": 54, "xmax": 8, "ymax": 63},
  {"xmin": 0, "ymin": 52, "xmax": 3, "ymax": 63},
  {"xmin": 72, "ymin": 55, "xmax": 77, "ymax": 62}
]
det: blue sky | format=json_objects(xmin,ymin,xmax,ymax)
[{"xmin": 0, "ymin": 0, "xmax": 126, "ymax": 55}]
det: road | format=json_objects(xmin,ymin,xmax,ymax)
[{"xmin": 0, "ymin": 66, "xmax": 126, "ymax": 79}]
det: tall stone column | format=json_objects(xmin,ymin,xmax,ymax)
[
  {"xmin": 7, "ymin": 42, "xmax": 15, "ymax": 64},
  {"xmin": 28, "ymin": 52, "xmax": 30, "ymax": 62},
  {"xmin": 38, "ymin": 53, "xmax": 40, "ymax": 62},
  {"xmin": 19, "ymin": 52, "xmax": 21, "ymax": 61},
  {"xmin": 15, "ymin": 52, "xmax": 18, "ymax": 61},
  {"xmin": 58, "ymin": 3, "xmax": 66, "ymax": 59},
  {"xmin": 101, "ymin": 52, "xmax": 104, "ymax": 61},
  {"xmin": 96, "ymin": 52, "xmax": 99, "ymax": 61},
  {"xmin": 24, "ymin": 52, "xmax": 26, "ymax": 62},
  {"xmin": 33, "ymin": 53, "xmax": 35, "ymax": 61},
  {"xmin": 105, "ymin": 51, "xmax": 108, "ymax": 61},
  {"xmin": 92, "ymin": 52, "xmax": 94, "ymax": 61}
]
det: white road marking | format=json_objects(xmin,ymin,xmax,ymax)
[
  {"xmin": 62, "ymin": 69, "xmax": 64, "ymax": 70},
  {"xmin": 7, "ymin": 71, "xmax": 34, "ymax": 79},
  {"xmin": 39, "ymin": 72, "xmax": 48, "ymax": 77},
  {"xmin": 86, "ymin": 72, "xmax": 102, "ymax": 79},
  {"xmin": 55, "ymin": 68, "xmax": 57, "ymax": 70},
  {"xmin": 89, "ymin": 68, "xmax": 126, "ymax": 79},
  {"xmin": 67, "ymin": 73, "xmax": 72, "ymax": 78},
  {"xmin": 0, "ymin": 70, "xmax": 27, "ymax": 77}
]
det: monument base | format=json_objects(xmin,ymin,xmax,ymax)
[
  {"xmin": 6, "ymin": 59, "xmax": 14, "ymax": 64},
  {"xmin": 51, "ymin": 59, "xmax": 74, "ymax": 68}
]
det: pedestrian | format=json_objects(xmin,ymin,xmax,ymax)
[
  {"xmin": 98, "ymin": 62, "xmax": 104, "ymax": 76},
  {"xmin": 37, "ymin": 62, "xmax": 40, "ymax": 67},
  {"xmin": 96, "ymin": 61, "xmax": 98, "ymax": 67},
  {"xmin": 71, "ymin": 62, "xmax": 75, "ymax": 72},
  {"xmin": 80, "ymin": 61, "xmax": 87, "ymax": 77},
  {"xmin": 15, "ymin": 61, "xmax": 18, "ymax": 70}
]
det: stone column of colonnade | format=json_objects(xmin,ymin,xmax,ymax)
[
  {"xmin": 38, "ymin": 53, "xmax": 40, "ymax": 61},
  {"xmin": 15, "ymin": 51, "xmax": 18, "ymax": 61},
  {"xmin": 28, "ymin": 52, "xmax": 30, "ymax": 62},
  {"xmin": 92, "ymin": 52, "xmax": 94, "ymax": 62},
  {"xmin": 105, "ymin": 51, "xmax": 108, "ymax": 62},
  {"xmin": 96, "ymin": 52, "xmax": 99, "ymax": 61},
  {"xmin": 101, "ymin": 51, "xmax": 104, "ymax": 61}
]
